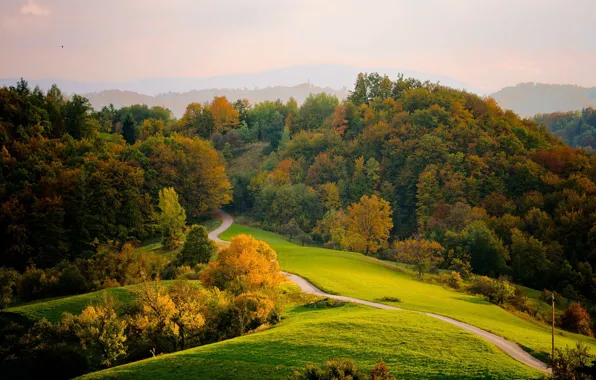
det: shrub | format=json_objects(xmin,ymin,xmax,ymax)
[
  {"xmin": 289, "ymin": 359, "xmax": 395, "ymax": 380},
  {"xmin": 306, "ymin": 298, "xmax": 347, "ymax": 309},
  {"xmin": 17, "ymin": 267, "xmax": 57, "ymax": 301},
  {"xmin": 56, "ymin": 262, "xmax": 88, "ymax": 295},
  {"xmin": 448, "ymin": 257, "xmax": 472, "ymax": 279},
  {"xmin": 376, "ymin": 296, "xmax": 402, "ymax": 303},
  {"xmin": 232, "ymin": 291, "xmax": 275, "ymax": 334},
  {"xmin": 439, "ymin": 272, "xmax": 463, "ymax": 290},
  {"xmin": 370, "ymin": 362, "xmax": 397, "ymax": 380},
  {"xmin": 552, "ymin": 342, "xmax": 595, "ymax": 380},
  {"xmin": 561, "ymin": 302, "xmax": 593, "ymax": 337},
  {"xmin": 468, "ymin": 276, "xmax": 515, "ymax": 305},
  {"xmin": 0, "ymin": 267, "xmax": 19, "ymax": 309}
]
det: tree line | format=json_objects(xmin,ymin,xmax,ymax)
[
  {"xmin": 0, "ymin": 80, "xmax": 231, "ymax": 271},
  {"xmin": 534, "ymin": 108, "xmax": 596, "ymax": 152}
]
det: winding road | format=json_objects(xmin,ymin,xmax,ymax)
[{"xmin": 209, "ymin": 210, "xmax": 550, "ymax": 373}]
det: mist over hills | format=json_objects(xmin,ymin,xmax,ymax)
[
  {"xmin": 83, "ymin": 84, "xmax": 349, "ymax": 117},
  {"xmin": 5, "ymin": 64, "xmax": 596, "ymax": 118},
  {"xmin": 489, "ymin": 83, "xmax": 596, "ymax": 117},
  {"xmin": 0, "ymin": 64, "xmax": 487, "ymax": 96}
]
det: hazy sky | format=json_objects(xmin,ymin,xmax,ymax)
[{"xmin": 1, "ymin": 0, "xmax": 595, "ymax": 90}]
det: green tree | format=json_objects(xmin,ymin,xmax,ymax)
[
  {"xmin": 157, "ymin": 187, "xmax": 187, "ymax": 250},
  {"xmin": 510, "ymin": 229, "xmax": 550, "ymax": 288},
  {"xmin": 178, "ymin": 225, "xmax": 216, "ymax": 266},
  {"xmin": 394, "ymin": 238, "xmax": 444, "ymax": 278},
  {"xmin": 121, "ymin": 112, "xmax": 137, "ymax": 144}
]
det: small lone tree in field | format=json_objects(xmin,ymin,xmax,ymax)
[
  {"xmin": 157, "ymin": 187, "xmax": 187, "ymax": 250},
  {"xmin": 394, "ymin": 238, "xmax": 443, "ymax": 279},
  {"xmin": 561, "ymin": 302, "xmax": 593, "ymax": 337},
  {"xmin": 281, "ymin": 218, "xmax": 302, "ymax": 242},
  {"xmin": 178, "ymin": 225, "xmax": 216, "ymax": 266}
]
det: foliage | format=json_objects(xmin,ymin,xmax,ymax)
[
  {"xmin": 468, "ymin": 276, "xmax": 516, "ymax": 305},
  {"xmin": 200, "ymin": 234, "xmax": 284, "ymax": 295},
  {"xmin": 560, "ymin": 303, "xmax": 593, "ymax": 337},
  {"xmin": 438, "ymin": 271, "xmax": 464, "ymax": 290},
  {"xmin": 231, "ymin": 291, "xmax": 275, "ymax": 335},
  {"xmin": 0, "ymin": 267, "xmax": 18, "ymax": 309},
  {"xmin": 345, "ymin": 195, "xmax": 393, "ymax": 255},
  {"xmin": 60, "ymin": 294, "xmax": 127, "ymax": 367},
  {"xmin": 394, "ymin": 238, "xmax": 443, "ymax": 278},
  {"xmin": 551, "ymin": 342, "xmax": 595, "ymax": 380},
  {"xmin": 157, "ymin": 187, "xmax": 187, "ymax": 250},
  {"xmin": 535, "ymin": 108, "xmax": 596, "ymax": 151},
  {"xmin": 177, "ymin": 225, "xmax": 216, "ymax": 266},
  {"xmin": 136, "ymin": 135, "xmax": 232, "ymax": 219},
  {"xmin": 1, "ymin": 81, "xmax": 229, "ymax": 271},
  {"xmin": 131, "ymin": 281, "xmax": 207, "ymax": 352}
]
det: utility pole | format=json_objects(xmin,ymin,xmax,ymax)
[{"xmin": 551, "ymin": 292, "xmax": 555, "ymax": 369}]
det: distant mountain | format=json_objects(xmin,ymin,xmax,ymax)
[
  {"xmin": 83, "ymin": 84, "xmax": 349, "ymax": 117},
  {"xmin": 0, "ymin": 64, "xmax": 487, "ymax": 97},
  {"xmin": 490, "ymin": 83, "xmax": 596, "ymax": 117}
]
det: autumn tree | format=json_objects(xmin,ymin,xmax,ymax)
[
  {"xmin": 138, "ymin": 135, "xmax": 232, "ymax": 219},
  {"xmin": 61, "ymin": 294, "xmax": 127, "ymax": 368},
  {"xmin": 210, "ymin": 96, "xmax": 240, "ymax": 133},
  {"xmin": 200, "ymin": 234, "xmax": 284, "ymax": 295},
  {"xmin": 394, "ymin": 238, "xmax": 444, "ymax": 278},
  {"xmin": 177, "ymin": 225, "xmax": 216, "ymax": 266},
  {"xmin": 132, "ymin": 281, "xmax": 208, "ymax": 352},
  {"xmin": 157, "ymin": 187, "xmax": 187, "ymax": 250},
  {"xmin": 561, "ymin": 302, "xmax": 593, "ymax": 336},
  {"xmin": 179, "ymin": 102, "xmax": 215, "ymax": 139},
  {"xmin": 346, "ymin": 195, "xmax": 393, "ymax": 255}
]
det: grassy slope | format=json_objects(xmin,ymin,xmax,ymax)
[
  {"xmin": 84, "ymin": 304, "xmax": 541, "ymax": 380},
  {"xmin": 2, "ymin": 280, "xmax": 194, "ymax": 323},
  {"xmin": 221, "ymin": 225, "xmax": 596, "ymax": 361}
]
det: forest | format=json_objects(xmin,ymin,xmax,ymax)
[
  {"xmin": 2, "ymin": 75, "xmax": 596, "ymax": 304},
  {"xmin": 223, "ymin": 73, "xmax": 596, "ymax": 305},
  {"xmin": 535, "ymin": 108, "xmax": 596, "ymax": 152}
]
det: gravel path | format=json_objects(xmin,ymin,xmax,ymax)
[{"xmin": 209, "ymin": 210, "xmax": 551, "ymax": 373}]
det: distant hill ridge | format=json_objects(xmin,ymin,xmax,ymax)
[
  {"xmin": 490, "ymin": 82, "xmax": 596, "ymax": 117},
  {"xmin": 83, "ymin": 83, "xmax": 349, "ymax": 117}
]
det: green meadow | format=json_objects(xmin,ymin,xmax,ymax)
[
  {"xmin": 221, "ymin": 224, "xmax": 596, "ymax": 362},
  {"xmin": 83, "ymin": 303, "xmax": 541, "ymax": 380}
]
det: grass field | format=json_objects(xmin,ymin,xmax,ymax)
[
  {"xmin": 83, "ymin": 303, "xmax": 542, "ymax": 380},
  {"xmin": 2, "ymin": 280, "xmax": 196, "ymax": 324},
  {"xmin": 220, "ymin": 224, "xmax": 596, "ymax": 362}
]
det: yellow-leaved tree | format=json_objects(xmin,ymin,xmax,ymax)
[
  {"xmin": 346, "ymin": 194, "xmax": 393, "ymax": 255},
  {"xmin": 132, "ymin": 281, "xmax": 208, "ymax": 352},
  {"xmin": 59, "ymin": 294, "xmax": 127, "ymax": 368},
  {"xmin": 157, "ymin": 187, "xmax": 187, "ymax": 250},
  {"xmin": 200, "ymin": 234, "xmax": 284, "ymax": 295}
]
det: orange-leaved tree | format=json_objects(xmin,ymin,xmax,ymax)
[
  {"xmin": 209, "ymin": 96, "xmax": 240, "ymax": 133},
  {"xmin": 200, "ymin": 234, "xmax": 284, "ymax": 295},
  {"xmin": 394, "ymin": 238, "xmax": 444, "ymax": 278},
  {"xmin": 346, "ymin": 194, "xmax": 393, "ymax": 255}
]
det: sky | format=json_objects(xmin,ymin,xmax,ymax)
[{"xmin": 1, "ymin": 0, "xmax": 595, "ymax": 91}]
